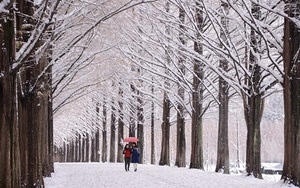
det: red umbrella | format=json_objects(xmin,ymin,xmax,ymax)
[{"xmin": 123, "ymin": 137, "xmax": 139, "ymax": 143}]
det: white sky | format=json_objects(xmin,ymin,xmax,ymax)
[{"xmin": 44, "ymin": 163, "xmax": 296, "ymax": 188}]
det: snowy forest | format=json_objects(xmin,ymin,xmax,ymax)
[{"xmin": 0, "ymin": 0, "xmax": 299, "ymax": 187}]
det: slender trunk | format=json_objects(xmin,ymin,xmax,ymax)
[
  {"xmin": 82, "ymin": 135, "xmax": 86, "ymax": 162},
  {"xmin": 47, "ymin": 69, "xmax": 54, "ymax": 173},
  {"xmin": 175, "ymin": 5, "xmax": 186, "ymax": 168},
  {"xmin": 117, "ymin": 87, "xmax": 124, "ymax": 162},
  {"xmin": 137, "ymin": 90, "xmax": 144, "ymax": 164},
  {"xmin": 243, "ymin": 2, "xmax": 263, "ymax": 179},
  {"xmin": 78, "ymin": 134, "xmax": 82, "ymax": 162},
  {"xmin": 129, "ymin": 83, "xmax": 136, "ymax": 137},
  {"xmin": 151, "ymin": 80, "xmax": 155, "ymax": 165},
  {"xmin": 282, "ymin": 0, "xmax": 300, "ymax": 185},
  {"xmin": 75, "ymin": 133, "xmax": 79, "ymax": 162},
  {"xmin": 70, "ymin": 141, "xmax": 74, "ymax": 162},
  {"xmin": 91, "ymin": 133, "xmax": 96, "ymax": 162},
  {"xmin": 95, "ymin": 129, "xmax": 100, "ymax": 162},
  {"xmin": 159, "ymin": 1, "xmax": 171, "ymax": 167},
  {"xmin": 109, "ymin": 99, "xmax": 116, "ymax": 162},
  {"xmin": 85, "ymin": 133, "xmax": 90, "ymax": 162},
  {"xmin": 95, "ymin": 102, "xmax": 101, "ymax": 162},
  {"xmin": 159, "ymin": 93, "xmax": 171, "ymax": 166},
  {"xmin": 102, "ymin": 97, "xmax": 108, "ymax": 162},
  {"xmin": 190, "ymin": 0, "xmax": 204, "ymax": 170},
  {"xmin": 215, "ymin": 1, "xmax": 229, "ymax": 174}
]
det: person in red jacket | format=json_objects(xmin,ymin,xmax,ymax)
[{"xmin": 123, "ymin": 144, "xmax": 132, "ymax": 171}]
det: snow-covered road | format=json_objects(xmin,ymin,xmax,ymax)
[{"xmin": 44, "ymin": 163, "xmax": 293, "ymax": 188}]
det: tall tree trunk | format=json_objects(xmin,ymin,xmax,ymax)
[
  {"xmin": 159, "ymin": 0, "xmax": 171, "ymax": 167},
  {"xmin": 215, "ymin": 0, "xmax": 230, "ymax": 174},
  {"xmin": 243, "ymin": 2, "xmax": 263, "ymax": 179},
  {"xmin": 91, "ymin": 133, "xmax": 96, "ymax": 162},
  {"xmin": 82, "ymin": 134, "xmax": 86, "ymax": 162},
  {"xmin": 0, "ymin": 4, "xmax": 18, "ymax": 186},
  {"xmin": 47, "ymin": 73, "xmax": 54, "ymax": 173},
  {"xmin": 85, "ymin": 133, "xmax": 90, "ymax": 162},
  {"xmin": 159, "ymin": 93, "xmax": 171, "ymax": 166},
  {"xmin": 19, "ymin": 98, "xmax": 29, "ymax": 186},
  {"xmin": 175, "ymin": 5, "xmax": 186, "ymax": 168},
  {"xmin": 129, "ymin": 83, "xmax": 136, "ymax": 137},
  {"xmin": 151, "ymin": 80, "xmax": 155, "ymax": 165},
  {"xmin": 95, "ymin": 129, "xmax": 100, "ymax": 162},
  {"xmin": 70, "ymin": 140, "xmax": 75, "ymax": 162},
  {"xmin": 190, "ymin": 0, "xmax": 204, "ymax": 170},
  {"xmin": 95, "ymin": 103, "xmax": 100, "ymax": 162},
  {"xmin": 43, "ymin": 59, "xmax": 54, "ymax": 176},
  {"xmin": 282, "ymin": 0, "xmax": 300, "ymax": 185},
  {"xmin": 67, "ymin": 143, "xmax": 71, "ymax": 162},
  {"xmin": 90, "ymin": 107, "xmax": 99, "ymax": 162},
  {"xmin": 137, "ymin": 90, "xmax": 144, "ymax": 164},
  {"xmin": 75, "ymin": 133, "xmax": 79, "ymax": 162},
  {"xmin": 28, "ymin": 91, "xmax": 47, "ymax": 186},
  {"xmin": 109, "ymin": 99, "xmax": 116, "ymax": 162},
  {"xmin": 19, "ymin": 0, "xmax": 52, "ymax": 185},
  {"xmin": 102, "ymin": 96, "xmax": 108, "ymax": 162},
  {"xmin": 78, "ymin": 134, "xmax": 82, "ymax": 162},
  {"xmin": 117, "ymin": 87, "xmax": 124, "ymax": 163}
]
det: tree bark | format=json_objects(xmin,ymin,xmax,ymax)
[
  {"xmin": 175, "ymin": 5, "xmax": 186, "ymax": 168},
  {"xmin": 159, "ymin": 1, "xmax": 171, "ymax": 167},
  {"xmin": 190, "ymin": 0, "xmax": 204, "ymax": 170},
  {"xmin": 129, "ymin": 83, "xmax": 136, "ymax": 137},
  {"xmin": 215, "ymin": 1, "xmax": 229, "ymax": 174},
  {"xmin": 109, "ymin": 99, "xmax": 116, "ymax": 162},
  {"xmin": 159, "ymin": 93, "xmax": 171, "ymax": 166},
  {"xmin": 91, "ymin": 133, "xmax": 96, "ymax": 162},
  {"xmin": 102, "ymin": 96, "xmax": 108, "ymax": 162},
  {"xmin": 95, "ymin": 103, "xmax": 100, "ymax": 162},
  {"xmin": 78, "ymin": 134, "xmax": 82, "ymax": 162},
  {"xmin": 82, "ymin": 134, "xmax": 86, "ymax": 162},
  {"xmin": 75, "ymin": 133, "xmax": 79, "ymax": 162},
  {"xmin": 137, "ymin": 90, "xmax": 144, "ymax": 164},
  {"xmin": 282, "ymin": 0, "xmax": 300, "ymax": 185},
  {"xmin": 117, "ymin": 87, "xmax": 124, "ymax": 163},
  {"xmin": 243, "ymin": 2, "xmax": 263, "ymax": 179},
  {"xmin": 151, "ymin": 80, "xmax": 155, "ymax": 165},
  {"xmin": 0, "ymin": 5, "xmax": 16, "ymax": 186},
  {"xmin": 85, "ymin": 133, "xmax": 90, "ymax": 162}
]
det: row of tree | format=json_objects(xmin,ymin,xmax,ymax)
[
  {"xmin": 0, "ymin": 0, "xmax": 153, "ymax": 187},
  {"xmin": 0, "ymin": 0, "xmax": 56, "ymax": 187},
  {"xmin": 118, "ymin": 0, "xmax": 299, "ymax": 183},
  {"xmin": 54, "ymin": 0, "xmax": 299, "ymax": 185}
]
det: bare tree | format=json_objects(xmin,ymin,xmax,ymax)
[
  {"xmin": 190, "ymin": 0, "xmax": 205, "ymax": 170},
  {"xmin": 175, "ymin": 3, "xmax": 186, "ymax": 168},
  {"xmin": 102, "ymin": 96, "xmax": 108, "ymax": 162},
  {"xmin": 282, "ymin": 0, "xmax": 300, "ymax": 185},
  {"xmin": 110, "ymin": 96, "xmax": 116, "ymax": 162},
  {"xmin": 159, "ymin": 0, "xmax": 171, "ymax": 166},
  {"xmin": 117, "ymin": 86, "xmax": 125, "ymax": 162},
  {"xmin": 215, "ymin": 0, "xmax": 230, "ymax": 174}
]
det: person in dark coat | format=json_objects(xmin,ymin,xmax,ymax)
[
  {"xmin": 123, "ymin": 144, "xmax": 132, "ymax": 171},
  {"xmin": 131, "ymin": 142, "xmax": 140, "ymax": 172}
]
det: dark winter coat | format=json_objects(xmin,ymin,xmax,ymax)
[{"xmin": 131, "ymin": 147, "xmax": 140, "ymax": 163}]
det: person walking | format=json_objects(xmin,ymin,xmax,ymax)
[
  {"xmin": 131, "ymin": 142, "xmax": 140, "ymax": 172},
  {"xmin": 123, "ymin": 144, "xmax": 132, "ymax": 171}
]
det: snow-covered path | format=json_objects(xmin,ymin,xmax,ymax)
[{"xmin": 44, "ymin": 163, "xmax": 293, "ymax": 188}]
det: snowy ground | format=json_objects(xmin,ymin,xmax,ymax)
[{"xmin": 44, "ymin": 163, "xmax": 295, "ymax": 188}]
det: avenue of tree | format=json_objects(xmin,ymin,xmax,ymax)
[{"xmin": 0, "ymin": 0, "xmax": 299, "ymax": 187}]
